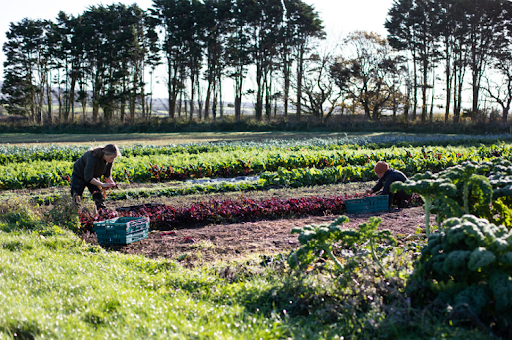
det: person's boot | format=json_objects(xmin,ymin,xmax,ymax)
[
  {"xmin": 71, "ymin": 193, "xmax": 82, "ymax": 207},
  {"xmin": 399, "ymin": 200, "xmax": 409, "ymax": 208}
]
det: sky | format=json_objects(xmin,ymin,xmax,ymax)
[{"xmin": 0, "ymin": 0, "xmax": 394, "ymax": 99}]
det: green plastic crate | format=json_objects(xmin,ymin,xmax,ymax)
[
  {"xmin": 93, "ymin": 216, "xmax": 149, "ymax": 245},
  {"xmin": 345, "ymin": 195, "xmax": 389, "ymax": 214}
]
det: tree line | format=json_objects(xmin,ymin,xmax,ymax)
[
  {"xmin": 1, "ymin": 0, "xmax": 511, "ymax": 125},
  {"xmin": 385, "ymin": 0, "xmax": 512, "ymax": 123}
]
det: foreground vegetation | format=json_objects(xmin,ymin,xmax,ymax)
[{"xmin": 0, "ymin": 199, "xmax": 492, "ymax": 339}]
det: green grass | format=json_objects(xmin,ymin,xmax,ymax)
[
  {"xmin": 0, "ymin": 230, "xmax": 490, "ymax": 340},
  {"xmin": 0, "ymin": 198, "xmax": 495, "ymax": 339},
  {"xmin": 0, "ymin": 231, "xmax": 284, "ymax": 339}
]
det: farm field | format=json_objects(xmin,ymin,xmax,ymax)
[
  {"xmin": 1, "ymin": 131, "xmax": 512, "ymax": 339},
  {"xmin": 0, "ymin": 131, "xmax": 378, "ymax": 146}
]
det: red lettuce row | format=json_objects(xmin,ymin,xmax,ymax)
[{"xmin": 80, "ymin": 193, "xmax": 422, "ymax": 232}]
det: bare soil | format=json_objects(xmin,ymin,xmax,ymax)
[{"xmin": 80, "ymin": 206, "xmax": 433, "ymax": 266}]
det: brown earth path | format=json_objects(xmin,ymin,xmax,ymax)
[{"xmin": 81, "ymin": 206, "xmax": 433, "ymax": 266}]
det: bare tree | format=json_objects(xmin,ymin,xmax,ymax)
[
  {"xmin": 295, "ymin": 40, "xmax": 342, "ymax": 122},
  {"xmin": 482, "ymin": 51, "xmax": 512, "ymax": 122},
  {"xmin": 330, "ymin": 31, "xmax": 403, "ymax": 121}
]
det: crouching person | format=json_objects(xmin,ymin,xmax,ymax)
[
  {"xmin": 71, "ymin": 144, "xmax": 121, "ymax": 211},
  {"xmin": 365, "ymin": 161, "xmax": 411, "ymax": 209}
]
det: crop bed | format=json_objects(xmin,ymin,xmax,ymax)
[
  {"xmin": 1, "ymin": 135, "xmax": 511, "ymax": 191},
  {"xmin": 80, "ymin": 206, "xmax": 433, "ymax": 265},
  {"xmin": 1, "ymin": 135, "xmax": 511, "ymax": 260}
]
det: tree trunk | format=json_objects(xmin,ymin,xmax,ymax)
[
  {"xmin": 70, "ymin": 77, "xmax": 76, "ymax": 123},
  {"xmin": 196, "ymin": 75, "xmax": 203, "ymax": 120},
  {"xmin": 430, "ymin": 71, "xmax": 435, "ymax": 123},
  {"xmin": 255, "ymin": 63, "xmax": 263, "ymax": 120},
  {"xmin": 178, "ymin": 90, "xmax": 182, "ymax": 118},
  {"xmin": 219, "ymin": 72, "xmax": 224, "ymax": 119},
  {"xmin": 421, "ymin": 54, "xmax": 428, "ymax": 123},
  {"xmin": 283, "ymin": 50, "xmax": 290, "ymax": 117},
  {"xmin": 234, "ymin": 63, "xmax": 243, "ymax": 121},
  {"xmin": 444, "ymin": 37, "xmax": 451, "ymax": 123},
  {"xmin": 46, "ymin": 74, "xmax": 52, "ymax": 124},
  {"xmin": 412, "ymin": 48, "xmax": 418, "ymax": 121},
  {"xmin": 204, "ymin": 81, "xmax": 211, "ymax": 121},
  {"xmin": 212, "ymin": 81, "xmax": 217, "ymax": 122},
  {"xmin": 296, "ymin": 43, "xmax": 304, "ymax": 121},
  {"xmin": 189, "ymin": 74, "xmax": 195, "ymax": 120}
]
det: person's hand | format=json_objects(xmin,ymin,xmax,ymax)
[
  {"xmin": 365, "ymin": 188, "xmax": 373, "ymax": 195},
  {"xmin": 101, "ymin": 182, "xmax": 116, "ymax": 188},
  {"xmin": 105, "ymin": 178, "xmax": 117, "ymax": 188}
]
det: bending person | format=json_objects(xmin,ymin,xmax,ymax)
[
  {"xmin": 365, "ymin": 161, "xmax": 411, "ymax": 209},
  {"xmin": 71, "ymin": 144, "xmax": 121, "ymax": 210}
]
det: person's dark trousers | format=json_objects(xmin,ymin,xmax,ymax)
[
  {"xmin": 70, "ymin": 175, "xmax": 107, "ymax": 210},
  {"xmin": 391, "ymin": 190, "xmax": 412, "ymax": 208},
  {"xmin": 376, "ymin": 190, "xmax": 412, "ymax": 209}
]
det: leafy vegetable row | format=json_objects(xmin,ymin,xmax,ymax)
[
  {"xmin": 1, "ymin": 143, "xmax": 510, "ymax": 190},
  {"xmin": 32, "ymin": 180, "xmax": 264, "ymax": 205},
  {"xmin": 1, "ymin": 133, "xmax": 511, "ymax": 165},
  {"xmin": 80, "ymin": 193, "xmax": 371, "ymax": 231}
]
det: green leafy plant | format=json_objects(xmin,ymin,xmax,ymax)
[
  {"xmin": 43, "ymin": 194, "xmax": 85, "ymax": 233},
  {"xmin": 408, "ymin": 214, "xmax": 512, "ymax": 332},
  {"xmin": 288, "ymin": 216, "xmax": 396, "ymax": 273},
  {"xmin": 392, "ymin": 172, "xmax": 458, "ymax": 237},
  {"xmin": 391, "ymin": 160, "xmax": 512, "ymax": 236}
]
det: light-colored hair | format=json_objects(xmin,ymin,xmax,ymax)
[{"xmin": 91, "ymin": 144, "xmax": 121, "ymax": 158}]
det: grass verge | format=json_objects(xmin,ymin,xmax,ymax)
[
  {"xmin": 0, "ymin": 228, "xmax": 491, "ymax": 339},
  {"xmin": 0, "ymin": 198, "xmax": 493, "ymax": 339}
]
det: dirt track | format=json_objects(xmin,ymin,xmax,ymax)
[{"xmin": 81, "ymin": 206, "xmax": 433, "ymax": 265}]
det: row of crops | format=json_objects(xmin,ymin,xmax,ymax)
[
  {"xmin": 0, "ymin": 137, "xmax": 510, "ymax": 192},
  {"xmin": 2, "ymin": 133, "xmax": 511, "ymax": 164}
]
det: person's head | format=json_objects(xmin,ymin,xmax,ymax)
[
  {"xmin": 92, "ymin": 144, "xmax": 121, "ymax": 163},
  {"xmin": 374, "ymin": 161, "xmax": 389, "ymax": 178}
]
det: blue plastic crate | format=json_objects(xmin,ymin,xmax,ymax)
[
  {"xmin": 93, "ymin": 216, "xmax": 149, "ymax": 245},
  {"xmin": 345, "ymin": 195, "xmax": 389, "ymax": 214}
]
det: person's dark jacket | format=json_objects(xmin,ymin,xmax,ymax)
[
  {"xmin": 72, "ymin": 151, "xmax": 112, "ymax": 183},
  {"xmin": 371, "ymin": 168, "xmax": 411, "ymax": 207}
]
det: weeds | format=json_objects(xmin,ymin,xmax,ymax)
[
  {"xmin": 0, "ymin": 197, "xmax": 43, "ymax": 231},
  {"xmin": 43, "ymin": 193, "xmax": 90, "ymax": 233}
]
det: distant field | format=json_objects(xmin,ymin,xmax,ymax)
[{"xmin": 0, "ymin": 131, "xmax": 390, "ymax": 146}]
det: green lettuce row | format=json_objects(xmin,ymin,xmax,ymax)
[
  {"xmin": 31, "ymin": 181, "xmax": 265, "ymax": 205},
  {"xmin": 1, "ymin": 143, "xmax": 511, "ymax": 191},
  {"xmin": 1, "ymin": 134, "xmax": 512, "ymax": 165}
]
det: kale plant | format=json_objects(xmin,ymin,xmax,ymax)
[
  {"xmin": 392, "ymin": 159, "xmax": 512, "ymax": 235},
  {"xmin": 288, "ymin": 216, "xmax": 396, "ymax": 273},
  {"xmin": 408, "ymin": 214, "xmax": 512, "ymax": 331}
]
